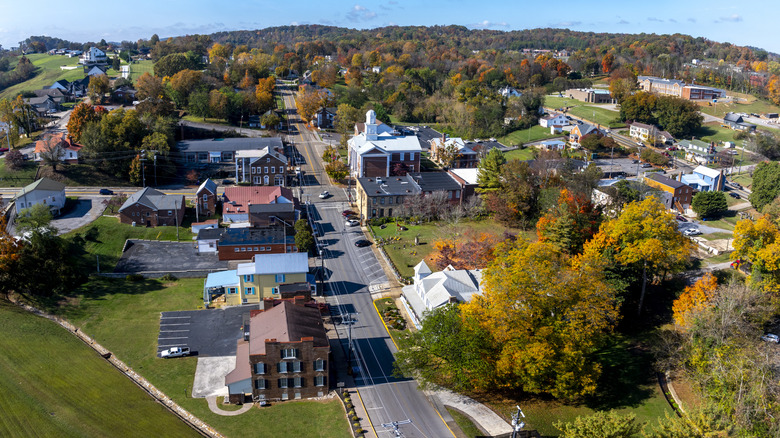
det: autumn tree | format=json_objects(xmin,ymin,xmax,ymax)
[
  {"xmin": 37, "ymin": 134, "xmax": 65, "ymax": 171},
  {"xmin": 324, "ymin": 160, "xmax": 349, "ymax": 181},
  {"xmin": 255, "ymin": 76, "xmax": 276, "ymax": 114},
  {"xmin": 67, "ymin": 102, "xmax": 102, "ymax": 142},
  {"xmin": 483, "ymin": 159, "xmax": 539, "ymax": 229},
  {"xmin": 608, "ymin": 67, "xmax": 637, "ymax": 104},
  {"xmin": 768, "ymin": 75, "xmax": 780, "ymax": 106},
  {"xmin": 296, "ymin": 85, "xmax": 328, "ymax": 123},
  {"xmin": 87, "ymin": 74, "xmax": 110, "ymax": 104},
  {"xmin": 601, "ymin": 53, "xmax": 615, "ymax": 73},
  {"xmin": 135, "ymin": 72, "xmax": 165, "ymax": 101},
  {"xmin": 672, "ymin": 273, "xmax": 718, "ymax": 329},
  {"xmin": 429, "ymin": 230, "xmax": 499, "ymax": 270},
  {"xmin": 461, "ymin": 239, "xmax": 620, "ymax": 400},
  {"xmin": 129, "ymin": 155, "xmax": 143, "ymax": 185},
  {"xmin": 537, "ymin": 189, "xmax": 602, "ymax": 255},
  {"xmin": 166, "ymin": 69, "xmax": 203, "ymax": 108},
  {"xmin": 0, "ymin": 217, "xmax": 22, "ymax": 296},
  {"xmin": 555, "ymin": 411, "xmax": 642, "ymax": 438},
  {"xmin": 4, "ymin": 149, "xmax": 23, "ymax": 170},
  {"xmin": 733, "ymin": 215, "xmax": 780, "ymax": 294},
  {"xmin": 582, "ymin": 196, "xmax": 692, "ymax": 315}
]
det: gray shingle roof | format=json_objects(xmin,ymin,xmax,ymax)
[
  {"xmin": 177, "ymin": 137, "xmax": 283, "ymax": 154},
  {"xmin": 119, "ymin": 187, "xmax": 184, "ymax": 212},
  {"xmin": 14, "ymin": 178, "xmax": 65, "ymax": 199}
]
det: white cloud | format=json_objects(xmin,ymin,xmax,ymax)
[
  {"xmin": 718, "ymin": 14, "xmax": 742, "ymax": 23},
  {"xmin": 347, "ymin": 4, "xmax": 377, "ymax": 21}
]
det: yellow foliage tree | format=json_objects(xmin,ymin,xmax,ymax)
[
  {"xmin": 462, "ymin": 239, "xmax": 620, "ymax": 400},
  {"xmin": 733, "ymin": 215, "xmax": 780, "ymax": 294},
  {"xmin": 672, "ymin": 273, "xmax": 718, "ymax": 329},
  {"xmin": 582, "ymin": 196, "xmax": 692, "ymax": 315}
]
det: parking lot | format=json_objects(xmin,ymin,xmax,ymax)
[
  {"xmin": 114, "ymin": 240, "xmax": 228, "ymax": 274},
  {"xmin": 157, "ymin": 305, "xmax": 259, "ymax": 357}
]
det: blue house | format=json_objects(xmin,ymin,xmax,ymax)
[{"xmin": 681, "ymin": 165, "xmax": 724, "ymax": 192}]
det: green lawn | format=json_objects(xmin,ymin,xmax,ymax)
[
  {"xmin": 0, "ymin": 54, "xmax": 86, "ymax": 100},
  {"xmin": 499, "ymin": 125, "xmax": 563, "ymax": 147},
  {"xmin": 128, "ymin": 60, "xmax": 155, "ymax": 81},
  {"xmin": 182, "ymin": 114, "xmax": 231, "ymax": 126},
  {"xmin": 691, "ymin": 122, "xmax": 737, "ymax": 144},
  {"xmin": 698, "ymin": 92, "xmax": 780, "ymax": 119},
  {"xmin": 374, "ymin": 298, "xmax": 408, "ymax": 347},
  {"xmin": 0, "ymin": 299, "xmax": 198, "ymax": 437},
  {"xmin": 503, "ymin": 147, "xmax": 535, "ymax": 161},
  {"xmin": 67, "ymin": 215, "xmax": 195, "ymax": 272},
  {"xmin": 729, "ymin": 172, "xmax": 753, "ymax": 189},
  {"xmin": 370, "ymin": 219, "xmax": 530, "ymax": 278},
  {"xmin": 700, "ymin": 210, "xmax": 741, "ymax": 232},
  {"xmin": 0, "ymin": 159, "xmax": 38, "ymax": 187},
  {"xmin": 446, "ymin": 407, "xmax": 483, "ymax": 438},
  {"xmin": 48, "ymin": 276, "xmax": 350, "ymax": 438},
  {"xmin": 544, "ymin": 96, "xmax": 624, "ymax": 128}
]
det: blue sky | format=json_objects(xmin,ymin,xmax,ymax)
[{"xmin": 1, "ymin": 0, "xmax": 776, "ymax": 54}]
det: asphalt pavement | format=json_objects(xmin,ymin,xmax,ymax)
[{"xmin": 157, "ymin": 305, "xmax": 258, "ymax": 357}]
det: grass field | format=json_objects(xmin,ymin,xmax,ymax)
[
  {"xmin": 692, "ymin": 122, "xmax": 738, "ymax": 144},
  {"xmin": 544, "ymin": 96, "xmax": 624, "ymax": 128},
  {"xmin": 698, "ymin": 92, "xmax": 780, "ymax": 119},
  {"xmin": 128, "ymin": 60, "xmax": 155, "ymax": 81},
  {"xmin": 499, "ymin": 125, "xmax": 563, "ymax": 147},
  {"xmin": 729, "ymin": 172, "xmax": 754, "ymax": 189},
  {"xmin": 48, "ymin": 276, "xmax": 350, "ymax": 438},
  {"xmin": 504, "ymin": 147, "xmax": 535, "ymax": 161},
  {"xmin": 446, "ymin": 407, "xmax": 483, "ymax": 438},
  {"xmin": 0, "ymin": 159, "xmax": 38, "ymax": 187},
  {"xmin": 0, "ymin": 54, "xmax": 87, "ymax": 100},
  {"xmin": 0, "ymin": 299, "xmax": 199, "ymax": 438},
  {"xmin": 182, "ymin": 115, "xmax": 231, "ymax": 125}
]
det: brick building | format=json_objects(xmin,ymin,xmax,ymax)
[
  {"xmin": 644, "ymin": 173, "xmax": 694, "ymax": 212},
  {"xmin": 348, "ymin": 110, "xmax": 422, "ymax": 177},
  {"xmin": 216, "ymin": 228, "xmax": 297, "ymax": 261},
  {"xmin": 354, "ymin": 171, "xmax": 463, "ymax": 220},
  {"xmin": 225, "ymin": 300, "xmax": 329, "ymax": 403},
  {"xmin": 118, "ymin": 188, "xmax": 185, "ymax": 227},
  {"xmin": 196, "ymin": 178, "xmax": 218, "ymax": 217},
  {"xmin": 235, "ymin": 147, "xmax": 289, "ymax": 186}
]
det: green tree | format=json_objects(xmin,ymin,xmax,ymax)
[
  {"xmin": 112, "ymin": 56, "xmax": 120, "ymax": 71},
  {"xmin": 335, "ymin": 104, "xmax": 361, "ymax": 148},
  {"xmin": 749, "ymin": 161, "xmax": 780, "ymax": 211},
  {"xmin": 294, "ymin": 219, "xmax": 314, "ymax": 253},
  {"xmin": 129, "ymin": 155, "xmax": 143, "ymax": 186},
  {"xmin": 325, "ymin": 160, "xmax": 349, "ymax": 181},
  {"xmin": 654, "ymin": 96, "xmax": 702, "ymax": 138},
  {"xmin": 11, "ymin": 229, "xmax": 85, "ymax": 297},
  {"xmin": 394, "ymin": 303, "xmax": 497, "ymax": 392},
  {"xmin": 476, "ymin": 148, "xmax": 506, "ymax": 192},
  {"xmin": 15, "ymin": 204, "xmax": 54, "ymax": 234},
  {"xmin": 188, "ymin": 89, "xmax": 210, "ymax": 121},
  {"xmin": 141, "ymin": 132, "xmax": 170, "ymax": 156},
  {"xmin": 260, "ymin": 112, "xmax": 280, "ymax": 130},
  {"xmin": 537, "ymin": 188, "xmax": 602, "ymax": 255},
  {"xmin": 691, "ymin": 191, "xmax": 727, "ymax": 219},
  {"xmin": 554, "ymin": 411, "xmax": 642, "ymax": 438},
  {"xmin": 619, "ymin": 91, "xmax": 657, "ymax": 124},
  {"xmin": 88, "ymin": 74, "xmax": 110, "ymax": 104}
]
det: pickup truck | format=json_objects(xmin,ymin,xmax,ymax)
[{"xmin": 160, "ymin": 347, "xmax": 190, "ymax": 358}]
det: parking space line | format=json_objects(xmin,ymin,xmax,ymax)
[
  {"xmin": 159, "ymin": 330, "xmax": 190, "ymax": 333},
  {"xmin": 158, "ymin": 337, "xmax": 189, "ymax": 340},
  {"xmin": 161, "ymin": 316, "xmax": 191, "ymax": 319},
  {"xmin": 160, "ymin": 323, "xmax": 190, "ymax": 326}
]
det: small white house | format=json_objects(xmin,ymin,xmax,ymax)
[
  {"xmin": 539, "ymin": 113, "xmax": 569, "ymax": 128},
  {"xmin": 401, "ymin": 261, "xmax": 483, "ymax": 325},
  {"xmin": 13, "ymin": 178, "xmax": 66, "ymax": 215},
  {"xmin": 79, "ymin": 47, "xmax": 107, "ymax": 65}
]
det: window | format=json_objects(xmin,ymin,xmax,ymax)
[
  {"xmin": 275, "ymin": 274, "xmax": 286, "ymax": 283},
  {"xmin": 315, "ymin": 375, "xmax": 326, "ymax": 387},
  {"xmin": 234, "ymin": 248, "xmax": 240, "ymax": 252},
  {"xmin": 292, "ymin": 361, "xmax": 302, "ymax": 373},
  {"xmin": 264, "ymin": 167, "xmax": 269, "ymax": 174},
  {"xmin": 265, "ymin": 246, "xmax": 271, "ymax": 251},
  {"xmin": 278, "ymin": 362, "xmax": 288, "ymax": 373},
  {"xmin": 388, "ymin": 197, "xmax": 393, "ymax": 204},
  {"xmin": 168, "ymin": 210, "xmax": 173, "ymax": 215},
  {"xmin": 293, "ymin": 377, "xmax": 302, "ymax": 388},
  {"xmin": 271, "ymin": 166, "xmax": 275, "ymax": 173},
  {"xmin": 400, "ymin": 152, "xmax": 405, "ymax": 161},
  {"xmin": 314, "ymin": 359, "xmax": 325, "ymax": 371},
  {"xmin": 244, "ymin": 287, "xmax": 255, "ymax": 295},
  {"xmin": 266, "ymin": 158, "xmax": 270, "ymax": 162},
  {"xmin": 264, "ymin": 175, "xmax": 269, "ymax": 185},
  {"xmin": 244, "ymin": 275, "xmax": 254, "ymax": 282},
  {"xmin": 282, "ymin": 348, "xmax": 298, "ymax": 359},
  {"xmin": 372, "ymin": 198, "xmax": 377, "ymax": 205},
  {"xmin": 254, "ymin": 247, "xmax": 259, "ymax": 251},
  {"xmin": 252, "ymin": 167, "xmax": 256, "ymax": 174},
  {"xmin": 227, "ymin": 287, "xmax": 238, "ymax": 294},
  {"xmin": 281, "ymin": 392, "xmax": 289, "ymax": 400},
  {"xmin": 254, "ymin": 363, "xmax": 265, "ymax": 374},
  {"xmin": 202, "ymin": 194, "xmax": 208, "ymax": 201},
  {"xmin": 279, "ymin": 378, "xmax": 288, "ymax": 388},
  {"xmin": 241, "ymin": 247, "xmax": 246, "ymax": 252},
  {"xmin": 254, "ymin": 379, "xmax": 266, "ymax": 390},
  {"xmin": 455, "ymin": 190, "xmax": 461, "ymax": 199},
  {"xmin": 380, "ymin": 197, "xmax": 385, "ymax": 205}
]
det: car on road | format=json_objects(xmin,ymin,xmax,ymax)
[
  {"xmin": 99, "ymin": 189, "xmax": 114, "ymax": 195},
  {"xmin": 354, "ymin": 239, "xmax": 372, "ymax": 248},
  {"xmin": 345, "ymin": 219, "xmax": 360, "ymax": 227},
  {"xmin": 222, "ymin": 179, "xmax": 234, "ymax": 185},
  {"xmin": 730, "ymin": 181, "xmax": 742, "ymax": 189},
  {"xmin": 319, "ymin": 191, "xmax": 330, "ymax": 199},
  {"xmin": 729, "ymin": 192, "xmax": 741, "ymax": 199},
  {"xmin": 760, "ymin": 333, "xmax": 779, "ymax": 343},
  {"xmin": 676, "ymin": 215, "xmax": 687, "ymax": 222},
  {"xmin": 683, "ymin": 228, "xmax": 702, "ymax": 236},
  {"xmin": 342, "ymin": 210, "xmax": 358, "ymax": 217},
  {"xmin": 0, "ymin": 147, "xmax": 8, "ymax": 153},
  {"xmin": 632, "ymin": 159, "xmax": 639, "ymax": 163},
  {"xmin": 160, "ymin": 346, "xmax": 191, "ymax": 358},
  {"xmin": 641, "ymin": 163, "xmax": 653, "ymax": 168}
]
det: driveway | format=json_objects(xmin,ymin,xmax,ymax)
[
  {"xmin": 52, "ymin": 196, "xmax": 105, "ymax": 235},
  {"xmin": 157, "ymin": 305, "xmax": 259, "ymax": 357},
  {"xmin": 114, "ymin": 240, "xmax": 228, "ymax": 274}
]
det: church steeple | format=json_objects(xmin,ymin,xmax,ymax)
[{"xmin": 365, "ymin": 109, "xmax": 377, "ymax": 141}]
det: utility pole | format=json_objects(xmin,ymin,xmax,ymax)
[
  {"xmin": 140, "ymin": 149, "xmax": 146, "ymax": 188},
  {"xmin": 175, "ymin": 197, "xmax": 179, "ymax": 241},
  {"xmin": 510, "ymin": 405, "xmax": 526, "ymax": 438},
  {"xmin": 153, "ymin": 153, "xmax": 157, "ymax": 187}
]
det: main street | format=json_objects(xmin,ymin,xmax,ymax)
[{"xmin": 279, "ymin": 83, "xmax": 454, "ymax": 438}]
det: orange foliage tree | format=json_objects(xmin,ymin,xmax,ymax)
[
  {"xmin": 429, "ymin": 230, "xmax": 500, "ymax": 270},
  {"xmin": 672, "ymin": 273, "xmax": 718, "ymax": 329},
  {"xmin": 536, "ymin": 188, "xmax": 602, "ymax": 255}
]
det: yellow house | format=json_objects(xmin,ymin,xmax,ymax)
[{"xmin": 204, "ymin": 253, "xmax": 309, "ymax": 306}]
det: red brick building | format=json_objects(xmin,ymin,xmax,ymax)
[
  {"xmin": 118, "ymin": 188, "xmax": 185, "ymax": 227},
  {"xmin": 196, "ymin": 178, "xmax": 218, "ymax": 217},
  {"xmin": 225, "ymin": 300, "xmax": 329, "ymax": 403},
  {"xmin": 216, "ymin": 228, "xmax": 297, "ymax": 261}
]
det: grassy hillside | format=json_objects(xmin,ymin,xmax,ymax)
[{"xmin": 0, "ymin": 299, "xmax": 199, "ymax": 437}]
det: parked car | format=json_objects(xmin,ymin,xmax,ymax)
[
  {"xmin": 342, "ymin": 210, "xmax": 358, "ymax": 217},
  {"xmin": 355, "ymin": 239, "xmax": 372, "ymax": 248},
  {"xmin": 641, "ymin": 163, "xmax": 653, "ymax": 168},
  {"xmin": 676, "ymin": 215, "xmax": 687, "ymax": 222},
  {"xmin": 760, "ymin": 334, "xmax": 779, "ymax": 343},
  {"xmin": 345, "ymin": 219, "xmax": 360, "ymax": 227},
  {"xmin": 729, "ymin": 192, "xmax": 740, "ymax": 199},
  {"xmin": 160, "ymin": 347, "xmax": 191, "ymax": 358},
  {"xmin": 0, "ymin": 147, "xmax": 8, "ymax": 153},
  {"xmin": 222, "ymin": 179, "xmax": 234, "ymax": 185},
  {"xmin": 319, "ymin": 191, "xmax": 330, "ymax": 199},
  {"xmin": 683, "ymin": 228, "xmax": 702, "ymax": 236}
]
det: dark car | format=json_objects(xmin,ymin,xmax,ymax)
[
  {"xmin": 0, "ymin": 147, "xmax": 8, "ymax": 153},
  {"xmin": 99, "ymin": 188, "xmax": 114, "ymax": 195},
  {"xmin": 342, "ymin": 210, "xmax": 358, "ymax": 217},
  {"xmin": 354, "ymin": 239, "xmax": 372, "ymax": 248},
  {"xmin": 676, "ymin": 215, "xmax": 687, "ymax": 222},
  {"xmin": 222, "ymin": 179, "xmax": 234, "ymax": 185},
  {"xmin": 729, "ymin": 192, "xmax": 740, "ymax": 199}
]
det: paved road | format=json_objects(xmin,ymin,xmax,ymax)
[{"xmin": 280, "ymin": 83, "xmax": 453, "ymax": 437}]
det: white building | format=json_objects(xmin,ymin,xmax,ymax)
[
  {"xmin": 347, "ymin": 110, "xmax": 422, "ymax": 177},
  {"xmin": 539, "ymin": 113, "xmax": 569, "ymax": 128},
  {"xmin": 13, "ymin": 178, "xmax": 66, "ymax": 215},
  {"xmin": 401, "ymin": 261, "xmax": 483, "ymax": 327},
  {"xmin": 79, "ymin": 47, "xmax": 107, "ymax": 65}
]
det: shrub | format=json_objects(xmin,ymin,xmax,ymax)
[
  {"xmin": 126, "ymin": 274, "xmax": 144, "ymax": 282},
  {"xmin": 160, "ymin": 273, "xmax": 178, "ymax": 281}
]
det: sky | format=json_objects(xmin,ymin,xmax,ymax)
[{"xmin": 1, "ymin": 0, "xmax": 776, "ymax": 54}]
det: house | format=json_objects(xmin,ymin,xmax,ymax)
[
  {"xmin": 50, "ymin": 78, "xmax": 89, "ymax": 98},
  {"xmin": 723, "ymin": 113, "xmax": 756, "ymax": 131},
  {"xmin": 222, "ymin": 186, "xmax": 296, "ymax": 225},
  {"xmin": 679, "ymin": 139, "xmax": 717, "ymax": 164},
  {"xmin": 658, "ymin": 131, "xmax": 675, "ymax": 145},
  {"xmin": 643, "ymin": 173, "xmax": 694, "ymax": 212},
  {"xmin": 225, "ymin": 300, "xmax": 329, "ymax": 404},
  {"xmin": 499, "ymin": 86, "xmax": 522, "ymax": 98},
  {"xmin": 13, "ymin": 178, "xmax": 66, "ymax": 215},
  {"xmin": 348, "ymin": 110, "xmax": 421, "ymax": 177},
  {"xmin": 569, "ymin": 123, "xmax": 604, "ymax": 145},
  {"xmin": 681, "ymin": 166, "xmax": 725, "ymax": 192},
  {"xmin": 118, "ymin": 188, "xmax": 185, "ymax": 227},
  {"xmin": 539, "ymin": 113, "xmax": 568, "ymax": 128},
  {"xmin": 354, "ymin": 171, "xmax": 462, "ymax": 220},
  {"xmin": 216, "ymin": 227, "xmax": 297, "ymax": 261},
  {"xmin": 566, "ymin": 88, "xmax": 614, "ymax": 103},
  {"xmin": 203, "ymin": 252, "xmax": 310, "ymax": 306},
  {"xmin": 235, "ymin": 147, "xmax": 288, "ymax": 186},
  {"xmin": 401, "ymin": 261, "xmax": 483, "ymax": 328},
  {"xmin": 33, "ymin": 87, "xmax": 69, "ymax": 104},
  {"xmin": 248, "ymin": 202, "xmax": 297, "ymax": 229},
  {"xmin": 79, "ymin": 47, "xmax": 107, "ymax": 65},
  {"xmin": 85, "ymin": 65, "xmax": 107, "ymax": 77},
  {"xmin": 34, "ymin": 134, "xmax": 82, "ymax": 163},
  {"xmin": 177, "ymin": 137, "xmax": 284, "ymax": 164},
  {"xmin": 24, "ymin": 96, "xmax": 59, "ymax": 115},
  {"xmin": 537, "ymin": 140, "xmax": 567, "ymax": 151},
  {"xmin": 428, "ymin": 136, "xmax": 479, "ymax": 169},
  {"xmin": 196, "ymin": 178, "xmax": 218, "ymax": 217},
  {"xmin": 196, "ymin": 227, "xmax": 223, "ymax": 253},
  {"xmin": 112, "ymin": 86, "xmax": 137, "ymax": 104},
  {"xmin": 313, "ymin": 107, "xmax": 336, "ymax": 129},
  {"xmin": 447, "ymin": 168, "xmax": 479, "ymax": 201}
]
